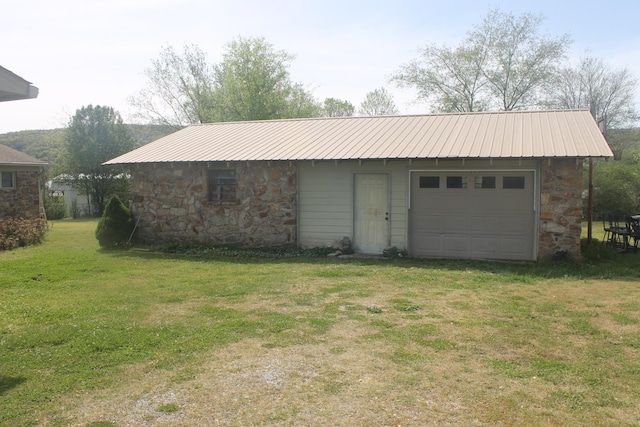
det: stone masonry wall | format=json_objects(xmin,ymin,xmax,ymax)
[
  {"xmin": 129, "ymin": 161, "xmax": 297, "ymax": 247},
  {"xmin": 0, "ymin": 169, "xmax": 45, "ymax": 219},
  {"xmin": 539, "ymin": 158, "xmax": 583, "ymax": 260}
]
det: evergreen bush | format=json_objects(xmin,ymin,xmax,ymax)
[{"xmin": 95, "ymin": 195, "xmax": 134, "ymax": 249}]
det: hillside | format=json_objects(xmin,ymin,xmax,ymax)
[{"xmin": 0, "ymin": 124, "xmax": 175, "ymax": 170}]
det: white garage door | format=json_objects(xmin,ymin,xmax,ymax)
[{"xmin": 409, "ymin": 171, "xmax": 536, "ymax": 261}]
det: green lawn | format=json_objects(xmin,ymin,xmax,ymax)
[{"xmin": 1, "ymin": 219, "xmax": 639, "ymax": 426}]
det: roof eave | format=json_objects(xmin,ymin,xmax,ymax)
[{"xmin": 0, "ymin": 161, "xmax": 48, "ymax": 167}]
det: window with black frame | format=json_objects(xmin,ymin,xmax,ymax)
[{"xmin": 208, "ymin": 169, "xmax": 237, "ymax": 201}]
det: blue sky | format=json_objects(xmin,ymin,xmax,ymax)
[{"xmin": 1, "ymin": 0, "xmax": 639, "ymax": 133}]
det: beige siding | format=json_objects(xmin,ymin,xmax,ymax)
[
  {"xmin": 298, "ymin": 162, "xmax": 354, "ymax": 246},
  {"xmin": 298, "ymin": 158, "xmax": 539, "ymax": 252}
]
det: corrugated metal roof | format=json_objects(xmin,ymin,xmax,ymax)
[
  {"xmin": 0, "ymin": 144, "xmax": 48, "ymax": 166},
  {"xmin": 104, "ymin": 110, "xmax": 613, "ymax": 165}
]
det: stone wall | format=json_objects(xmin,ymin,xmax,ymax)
[
  {"xmin": 129, "ymin": 161, "xmax": 297, "ymax": 247},
  {"xmin": 539, "ymin": 158, "xmax": 584, "ymax": 260},
  {"xmin": 0, "ymin": 169, "xmax": 45, "ymax": 219}
]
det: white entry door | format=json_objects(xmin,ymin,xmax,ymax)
[{"xmin": 354, "ymin": 174, "xmax": 389, "ymax": 254}]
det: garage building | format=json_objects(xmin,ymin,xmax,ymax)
[{"xmin": 105, "ymin": 109, "xmax": 612, "ymax": 261}]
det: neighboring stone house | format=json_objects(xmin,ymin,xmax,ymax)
[
  {"xmin": 0, "ymin": 66, "xmax": 44, "ymax": 220},
  {"xmin": 105, "ymin": 110, "xmax": 612, "ymax": 261},
  {"xmin": 0, "ymin": 144, "xmax": 48, "ymax": 219}
]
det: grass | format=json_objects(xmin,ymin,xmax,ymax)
[{"xmin": 0, "ymin": 219, "xmax": 639, "ymax": 426}]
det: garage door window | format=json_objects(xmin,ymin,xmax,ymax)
[
  {"xmin": 419, "ymin": 176, "xmax": 440, "ymax": 188},
  {"xmin": 446, "ymin": 176, "xmax": 467, "ymax": 189},
  {"xmin": 503, "ymin": 176, "xmax": 526, "ymax": 189},
  {"xmin": 474, "ymin": 176, "xmax": 496, "ymax": 189}
]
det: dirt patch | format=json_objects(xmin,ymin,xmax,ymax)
[
  {"xmin": 51, "ymin": 279, "xmax": 640, "ymax": 426},
  {"xmin": 62, "ymin": 326, "xmax": 476, "ymax": 426}
]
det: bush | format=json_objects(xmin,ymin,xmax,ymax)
[
  {"xmin": 44, "ymin": 194, "xmax": 66, "ymax": 220},
  {"xmin": 95, "ymin": 195, "xmax": 134, "ymax": 249},
  {"xmin": 0, "ymin": 218, "xmax": 48, "ymax": 250},
  {"xmin": 580, "ymin": 238, "xmax": 618, "ymax": 262}
]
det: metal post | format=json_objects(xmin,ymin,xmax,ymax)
[{"xmin": 588, "ymin": 158, "xmax": 594, "ymax": 245}]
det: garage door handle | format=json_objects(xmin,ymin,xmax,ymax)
[{"xmin": 385, "ymin": 212, "xmax": 389, "ymax": 221}]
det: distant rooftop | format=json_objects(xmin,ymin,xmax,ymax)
[{"xmin": 0, "ymin": 143, "xmax": 48, "ymax": 167}]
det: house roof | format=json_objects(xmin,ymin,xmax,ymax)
[
  {"xmin": 0, "ymin": 144, "xmax": 48, "ymax": 167},
  {"xmin": 0, "ymin": 66, "xmax": 39, "ymax": 102},
  {"xmin": 104, "ymin": 109, "xmax": 613, "ymax": 165}
]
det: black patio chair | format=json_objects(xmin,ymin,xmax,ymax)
[
  {"xmin": 602, "ymin": 216, "xmax": 612, "ymax": 245},
  {"xmin": 607, "ymin": 216, "xmax": 631, "ymax": 249},
  {"xmin": 626, "ymin": 217, "xmax": 640, "ymax": 252}
]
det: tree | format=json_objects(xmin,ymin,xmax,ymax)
[
  {"xmin": 392, "ymin": 9, "xmax": 571, "ymax": 112},
  {"xmin": 284, "ymin": 83, "xmax": 323, "ymax": 119},
  {"xmin": 590, "ymin": 153, "xmax": 640, "ymax": 220},
  {"xmin": 130, "ymin": 37, "xmax": 320, "ymax": 126},
  {"xmin": 211, "ymin": 37, "xmax": 319, "ymax": 121},
  {"xmin": 64, "ymin": 105, "xmax": 134, "ymax": 216},
  {"xmin": 546, "ymin": 53, "xmax": 638, "ymax": 130},
  {"xmin": 607, "ymin": 127, "xmax": 640, "ymax": 160},
  {"xmin": 392, "ymin": 43, "xmax": 489, "ymax": 112},
  {"xmin": 129, "ymin": 44, "xmax": 215, "ymax": 128},
  {"xmin": 322, "ymin": 98, "xmax": 355, "ymax": 117},
  {"xmin": 358, "ymin": 88, "xmax": 399, "ymax": 116},
  {"xmin": 472, "ymin": 10, "xmax": 570, "ymax": 111}
]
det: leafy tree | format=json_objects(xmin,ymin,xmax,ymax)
[
  {"xmin": 322, "ymin": 98, "xmax": 355, "ymax": 117},
  {"xmin": 358, "ymin": 88, "xmax": 399, "ymax": 116},
  {"xmin": 393, "ymin": 8, "xmax": 571, "ymax": 112},
  {"xmin": 64, "ymin": 105, "xmax": 134, "ymax": 216},
  {"xmin": 472, "ymin": 10, "xmax": 570, "ymax": 110},
  {"xmin": 129, "ymin": 44, "xmax": 214, "ymax": 129},
  {"xmin": 392, "ymin": 43, "xmax": 489, "ymax": 112},
  {"xmin": 211, "ymin": 37, "xmax": 319, "ymax": 121},
  {"xmin": 607, "ymin": 127, "xmax": 640, "ymax": 160},
  {"xmin": 130, "ymin": 37, "xmax": 320, "ymax": 126},
  {"xmin": 591, "ymin": 155, "xmax": 640, "ymax": 221},
  {"xmin": 283, "ymin": 83, "xmax": 323, "ymax": 119},
  {"xmin": 546, "ymin": 53, "xmax": 638, "ymax": 131}
]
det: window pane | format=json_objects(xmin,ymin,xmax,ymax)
[
  {"xmin": 209, "ymin": 170, "xmax": 237, "ymax": 201},
  {"xmin": 419, "ymin": 176, "xmax": 439, "ymax": 189},
  {"xmin": 503, "ymin": 176, "xmax": 525, "ymax": 189},
  {"xmin": 1, "ymin": 172, "xmax": 13, "ymax": 188},
  {"xmin": 446, "ymin": 176, "xmax": 466, "ymax": 189},
  {"xmin": 474, "ymin": 176, "xmax": 496, "ymax": 189}
]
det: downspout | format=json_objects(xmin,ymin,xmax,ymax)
[{"xmin": 38, "ymin": 170, "xmax": 47, "ymax": 220}]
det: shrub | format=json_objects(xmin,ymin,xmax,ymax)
[
  {"xmin": 95, "ymin": 195, "xmax": 134, "ymax": 249},
  {"xmin": 0, "ymin": 218, "xmax": 48, "ymax": 250},
  {"xmin": 44, "ymin": 194, "xmax": 67, "ymax": 220},
  {"xmin": 580, "ymin": 238, "xmax": 618, "ymax": 262}
]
